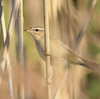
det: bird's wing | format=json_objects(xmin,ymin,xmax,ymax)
[
  {"xmin": 50, "ymin": 35, "xmax": 99, "ymax": 71},
  {"xmin": 62, "ymin": 42, "xmax": 99, "ymax": 71}
]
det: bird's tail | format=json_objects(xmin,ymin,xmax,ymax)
[
  {"xmin": 66, "ymin": 49, "xmax": 99, "ymax": 71},
  {"xmin": 79, "ymin": 57, "xmax": 99, "ymax": 71}
]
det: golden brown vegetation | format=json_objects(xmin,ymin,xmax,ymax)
[{"xmin": 0, "ymin": 0, "xmax": 100, "ymax": 99}]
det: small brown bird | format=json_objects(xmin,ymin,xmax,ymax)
[{"xmin": 24, "ymin": 26, "xmax": 99, "ymax": 71}]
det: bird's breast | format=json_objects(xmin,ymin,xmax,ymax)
[{"xmin": 35, "ymin": 40, "xmax": 45, "ymax": 61}]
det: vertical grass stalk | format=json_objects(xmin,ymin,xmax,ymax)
[
  {"xmin": 16, "ymin": 0, "xmax": 24, "ymax": 66},
  {"xmin": 43, "ymin": 0, "xmax": 51, "ymax": 99},
  {"xmin": 16, "ymin": 0, "xmax": 24, "ymax": 98}
]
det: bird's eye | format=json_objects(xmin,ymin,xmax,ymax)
[{"xmin": 35, "ymin": 29, "xmax": 39, "ymax": 32}]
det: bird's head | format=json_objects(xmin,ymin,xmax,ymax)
[{"xmin": 24, "ymin": 26, "xmax": 44, "ymax": 40}]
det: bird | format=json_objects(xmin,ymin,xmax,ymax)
[{"xmin": 24, "ymin": 26, "xmax": 99, "ymax": 71}]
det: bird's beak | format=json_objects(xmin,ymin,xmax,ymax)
[
  {"xmin": 24, "ymin": 29, "xmax": 27, "ymax": 31},
  {"xmin": 24, "ymin": 29, "xmax": 29, "ymax": 32},
  {"xmin": 24, "ymin": 29, "xmax": 33, "ymax": 33}
]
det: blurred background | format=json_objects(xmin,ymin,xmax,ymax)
[{"xmin": 0, "ymin": 0, "xmax": 100, "ymax": 99}]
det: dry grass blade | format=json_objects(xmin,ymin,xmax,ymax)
[
  {"xmin": 15, "ymin": 0, "xmax": 24, "ymax": 98},
  {"xmin": 7, "ymin": 59, "xmax": 14, "ymax": 99},
  {"xmin": 16, "ymin": 1, "xmax": 24, "ymax": 65},
  {"xmin": 53, "ymin": 66, "xmax": 69, "ymax": 99},
  {"xmin": 0, "ymin": 0, "xmax": 20, "ymax": 69},
  {"xmin": 74, "ymin": 0, "xmax": 97, "ymax": 51},
  {"xmin": 43, "ymin": 0, "xmax": 51, "ymax": 99},
  {"xmin": 0, "ymin": 0, "xmax": 14, "ymax": 99}
]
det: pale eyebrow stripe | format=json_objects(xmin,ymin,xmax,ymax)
[{"xmin": 31, "ymin": 27, "xmax": 44, "ymax": 31}]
